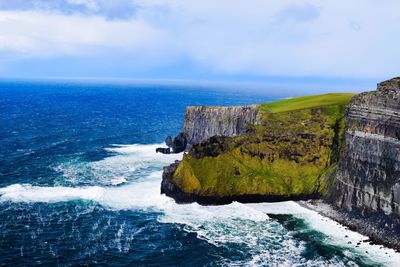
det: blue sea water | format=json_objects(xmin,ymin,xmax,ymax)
[{"xmin": 0, "ymin": 80, "xmax": 397, "ymax": 266}]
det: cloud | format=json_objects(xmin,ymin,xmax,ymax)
[
  {"xmin": 0, "ymin": 10, "xmax": 167, "ymax": 56},
  {"xmin": 275, "ymin": 3, "xmax": 320, "ymax": 23},
  {"xmin": 0, "ymin": 0, "xmax": 138, "ymax": 19},
  {"xmin": 67, "ymin": 0, "xmax": 99, "ymax": 11},
  {"xmin": 0, "ymin": 0, "xmax": 399, "ymax": 80}
]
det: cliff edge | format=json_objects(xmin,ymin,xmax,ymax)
[
  {"xmin": 183, "ymin": 105, "xmax": 261, "ymax": 147},
  {"xmin": 325, "ymin": 77, "xmax": 400, "ymax": 249},
  {"xmin": 161, "ymin": 93, "xmax": 354, "ymax": 204},
  {"xmin": 160, "ymin": 78, "xmax": 400, "ymax": 250},
  {"xmin": 156, "ymin": 104, "xmax": 260, "ymax": 154}
]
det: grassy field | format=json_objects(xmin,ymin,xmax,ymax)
[{"xmin": 260, "ymin": 93, "xmax": 355, "ymax": 113}]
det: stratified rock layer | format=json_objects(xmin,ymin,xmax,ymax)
[
  {"xmin": 182, "ymin": 105, "xmax": 261, "ymax": 146},
  {"xmin": 327, "ymin": 77, "xmax": 400, "ymax": 249},
  {"xmin": 330, "ymin": 78, "xmax": 400, "ymax": 217}
]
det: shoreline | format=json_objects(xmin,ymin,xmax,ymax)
[
  {"xmin": 298, "ymin": 200, "xmax": 400, "ymax": 253},
  {"xmin": 162, "ymin": 161, "xmax": 400, "ymax": 253}
]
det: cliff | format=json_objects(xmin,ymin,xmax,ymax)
[
  {"xmin": 330, "ymin": 78, "xmax": 400, "ymax": 215},
  {"xmin": 325, "ymin": 77, "xmax": 400, "ymax": 248},
  {"xmin": 156, "ymin": 105, "xmax": 260, "ymax": 154},
  {"xmin": 182, "ymin": 105, "xmax": 261, "ymax": 147},
  {"xmin": 160, "ymin": 79, "xmax": 400, "ymax": 250},
  {"xmin": 161, "ymin": 93, "xmax": 354, "ymax": 204}
]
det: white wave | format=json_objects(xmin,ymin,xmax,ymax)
[
  {"xmin": 1, "ymin": 142, "xmax": 399, "ymax": 266},
  {"xmin": 247, "ymin": 202, "xmax": 400, "ymax": 267},
  {"xmin": 0, "ymin": 184, "xmax": 105, "ymax": 203},
  {"xmin": 105, "ymin": 143, "xmax": 167, "ymax": 155},
  {"xmin": 2, "ymin": 178, "xmax": 398, "ymax": 265},
  {"xmin": 1, "ymin": 143, "xmax": 181, "ymax": 208},
  {"xmin": 54, "ymin": 143, "xmax": 182, "ymax": 186}
]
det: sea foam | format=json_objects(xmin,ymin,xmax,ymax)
[
  {"xmin": 1, "ymin": 143, "xmax": 399, "ymax": 266},
  {"xmin": 0, "ymin": 184, "xmax": 105, "ymax": 203}
]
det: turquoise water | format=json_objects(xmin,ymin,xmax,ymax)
[{"xmin": 0, "ymin": 80, "xmax": 396, "ymax": 266}]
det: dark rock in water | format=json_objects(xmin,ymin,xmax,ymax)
[
  {"xmin": 171, "ymin": 132, "xmax": 187, "ymax": 153},
  {"xmin": 157, "ymin": 133, "xmax": 187, "ymax": 154},
  {"xmin": 156, "ymin": 147, "xmax": 170, "ymax": 154},
  {"xmin": 161, "ymin": 161, "xmax": 188, "ymax": 201},
  {"xmin": 165, "ymin": 136, "xmax": 173, "ymax": 147},
  {"xmin": 159, "ymin": 133, "xmax": 188, "ymax": 154}
]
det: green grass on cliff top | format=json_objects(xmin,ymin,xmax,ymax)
[{"xmin": 260, "ymin": 93, "xmax": 355, "ymax": 113}]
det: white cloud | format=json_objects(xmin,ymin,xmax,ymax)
[
  {"xmin": 67, "ymin": 0, "xmax": 99, "ymax": 11},
  {"xmin": 0, "ymin": 10, "xmax": 167, "ymax": 57},
  {"xmin": 0, "ymin": 0, "xmax": 400, "ymax": 79}
]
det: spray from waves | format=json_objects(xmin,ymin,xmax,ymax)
[
  {"xmin": 1, "ymin": 143, "xmax": 180, "ymax": 207},
  {"xmin": 0, "ymin": 174, "xmax": 309, "ymax": 265},
  {"xmin": 53, "ymin": 143, "xmax": 181, "ymax": 186},
  {"xmin": 1, "ymin": 143, "xmax": 399, "ymax": 266},
  {"xmin": 104, "ymin": 143, "xmax": 167, "ymax": 155},
  {"xmin": 0, "ymin": 184, "xmax": 105, "ymax": 203}
]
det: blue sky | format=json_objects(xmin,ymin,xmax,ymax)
[{"xmin": 0, "ymin": 0, "xmax": 399, "ymax": 90}]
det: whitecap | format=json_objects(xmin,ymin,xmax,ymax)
[
  {"xmin": 54, "ymin": 142, "xmax": 182, "ymax": 186},
  {"xmin": 2, "ymin": 142, "xmax": 399, "ymax": 266},
  {"xmin": 0, "ymin": 184, "xmax": 104, "ymax": 203}
]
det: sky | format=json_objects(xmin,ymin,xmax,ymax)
[{"xmin": 0, "ymin": 0, "xmax": 399, "ymax": 90}]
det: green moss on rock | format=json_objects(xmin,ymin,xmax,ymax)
[{"xmin": 171, "ymin": 93, "xmax": 355, "ymax": 199}]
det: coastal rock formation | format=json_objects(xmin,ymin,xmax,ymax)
[
  {"xmin": 161, "ymin": 94, "xmax": 354, "ymax": 204},
  {"xmin": 182, "ymin": 105, "xmax": 261, "ymax": 147},
  {"xmin": 159, "ymin": 79, "xmax": 400, "ymax": 250},
  {"xmin": 157, "ymin": 104, "xmax": 260, "ymax": 154},
  {"xmin": 156, "ymin": 133, "xmax": 187, "ymax": 154},
  {"xmin": 327, "ymin": 77, "xmax": 400, "ymax": 247}
]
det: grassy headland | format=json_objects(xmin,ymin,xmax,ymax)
[{"xmin": 171, "ymin": 93, "xmax": 356, "ymax": 199}]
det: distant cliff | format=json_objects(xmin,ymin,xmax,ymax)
[{"xmin": 182, "ymin": 105, "xmax": 261, "ymax": 147}]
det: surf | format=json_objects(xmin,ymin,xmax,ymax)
[{"xmin": 1, "ymin": 143, "xmax": 399, "ymax": 266}]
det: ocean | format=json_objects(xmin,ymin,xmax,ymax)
[{"xmin": 0, "ymin": 80, "xmax": 398, "ymax": 266}]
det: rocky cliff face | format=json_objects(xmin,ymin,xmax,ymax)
[
  {"xmin": 330, "ymin": 77, "xmax": 400, "ymax": 217},
  {"xmin": 156, "ymin": 105, "xmax": 260, "ymax": 154},
  {"xmin": 159, "ymin": 82, "xmax": 400, "ymax": 250},
  {"xmin": 182, "ymin": 105, "xmax": 261, "ymax": 146},
  {"xmin": 162, "ymin": 94, "xmax": 354, "ymax": 204}
]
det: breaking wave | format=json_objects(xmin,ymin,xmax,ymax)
[{"xmin": 0, "ymin": 143, "xmax": 399, "ymax": 266}]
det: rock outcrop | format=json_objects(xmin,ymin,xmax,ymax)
[
  {"xmin": 156, "ymin": 105, "xmax": 258, "ymax": 154},
  {"xmin": 156, "ymin": 133, "xmax": 188, "ymax": 154},
  {"xmin": 330, "ymin": 78, "xmax": 400, "ymax": 215},
  {"xmin": 156, "ymin": 147, "xmax": 171, "ymax": 154},
  {"xmin": 158, "ymin": 79, "xmax": 400, "ymax": 250},
  {"xmin": 182, "ymin": 105, "xmax": 261, "ymax": 147},
  {"xmin": 161, "ymin": 94, "xmax": 354, "ymax": 204},
  {"xmin": 327, "ymin": 77, "xmax": 400, "ymax": 248}
]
